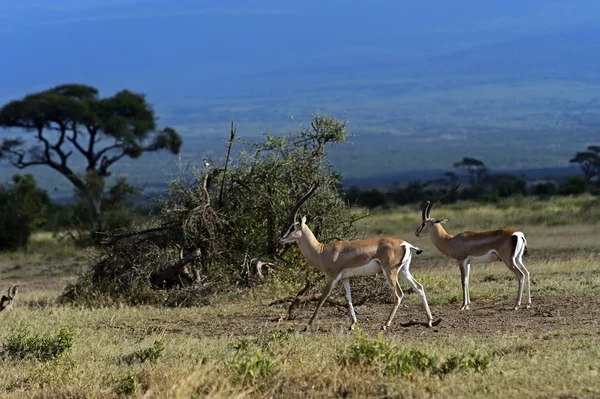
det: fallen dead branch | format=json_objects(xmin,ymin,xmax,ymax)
[
  {"xmin": 400, "ymin": 318, "xmax": 443, "ymax": 328},
  {"xmin": 269, "ymin": 277, "xmax": 366, "ymax": 320}
]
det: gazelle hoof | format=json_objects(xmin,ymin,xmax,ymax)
[
  {"xmin": 302, "ymin": 325, "xmax": 311, "ymax": 333},
  {"xmin": 526, "ymin": 304, "xmax": 531, "ymax": 309},
  {"xmin": 513, "ymin": 306, "xmax": 520, "ymax": 310},
  {"xmin": 349, "ymin": 324, "xmax": 356, "ymax": 332},
  {"xmin": 381, "ymin": 325, "xmax": 388, "ymax": 331},
  {"xmin": 460, "ymin": 305, "xmax": 470, "ymax": 311}
]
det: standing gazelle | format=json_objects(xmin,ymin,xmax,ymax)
[
  {"xmin": 415, "ymin": 183, "xmax": 530, "ymax": 310},
  {"xmin": 279, "ymin": 184, "xmax": 434, "ymax": 331}
]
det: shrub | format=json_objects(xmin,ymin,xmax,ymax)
[
  {"xmin": 1, "ymin": 327, "xmax": 74, "ymax": 361},
  {"xmin": 62, "ymin": 115, "xmax": 364, "ymax": 306},
  {"xmin": 338, "ymin": 331, "xmax": 490, "ymax": 377},
  {"xmin": 0, "ymin": 174, "xmax": 50, "ymax": 251},
  {"xmin": 559, "ymin": 176, "xmax": 586, "ymax": 195},
  {"xmin": 121, "ymin": 339, "xmax": 165, "ymax": 365},
  {"xmin": 227, "ymin": 340, "xmax": 279, "ymax": 385}
]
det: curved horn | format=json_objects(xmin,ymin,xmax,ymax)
[
  {"xmin": 428, "ymin": 182, "xmax": 460, "ymax": 217},
  {"xmin": 421, "ymin": 200, "xmax": 431, "ymax": 221},
  {"xmin": 287, "ymin": 183, "xmax": 319, "ymax": 226}
]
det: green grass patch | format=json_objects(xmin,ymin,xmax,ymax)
[{"xmin": 1, "ymin": 327, "xmax": 74, "ymax": 362}]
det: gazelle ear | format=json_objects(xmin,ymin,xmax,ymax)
[
  {"xmin": 440, "ymin": 218, "xmax": 450, "ymax": 223},
  {"xmin": 301, "ymin": 215, "xmax": 307, "ymax": 225}
]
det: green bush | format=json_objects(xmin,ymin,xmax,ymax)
[
  {"xmin": 559, "ymin": 176, "xmax": 586, "ymax": 195},
  {"xmin": 62, "ymin": 115, "xmax": 364, "ymax": 306},
  {"xmin": 1, "ymin": 327, "xmax": 74, "ymax": 361},
  {"xmin": 0, "ymin": 174, "xmax": 50, "ymax": 250},
  {"xmin": 121, "ymin": 339, "xmax": 165, "ymax": 365},
  {"xmin": 227, "ymin": 339, "xmax": 279, "ymax": 385},
  {"xmin": 338, "ymin": 331, "xmax": 490, "ymax": 377}
]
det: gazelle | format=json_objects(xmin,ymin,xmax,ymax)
[
  {"xmin": 0, "ymin": 285, "xmax": 18, "ymax": 312},
  {"xmin": 415, "ymin": 183, "xmax": 530, "ymax": 310},
  {"xmin": 278, "ymin": 184, "xmax": 434, "ymax": 331}
]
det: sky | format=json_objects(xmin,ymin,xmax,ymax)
[
  {"xmin": 1, "ymin": 0, "xmax": 600, "ymax": 192},
  {"xmin": 2, "ymin": 0, "xmax": 600, "ymax": 105}
]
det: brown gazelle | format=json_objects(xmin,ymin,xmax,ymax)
[
  {"xmin": 279, "ymin": 184, "xmax": 434, "ymax": 331},
  {"xmin": 0, "ymin": 285, "xmax": 18, "ymax": 312},
  {"xmin": 415, "ymin": 183, "xmax": 530, "ymax": 310}
]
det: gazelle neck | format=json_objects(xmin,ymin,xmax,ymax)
[
  {"xmin": 429, "ymin": 223, "xmax": 454, "ymax": 252},
  {"xmin": 297, "ymin": 225, "xmax": 324, "ymax": 267}
]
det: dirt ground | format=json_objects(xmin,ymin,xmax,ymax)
[{"xmin": 124, "ymin": 293, "xmax": 600, "ymax": 341}]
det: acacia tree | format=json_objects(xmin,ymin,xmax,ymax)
[
  {"xmin": 454, "ymin": 157, "xmax": 488, "ymax": 185},
  {"xmin": 569, "ymin": 145, "xmax": 600, "ymax": 183},
  {"xmin": 0, "ymin": 84, "xmax": 182, "ymax": 233}
]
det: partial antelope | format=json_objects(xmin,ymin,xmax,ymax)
[
  {"xmin": 415, "ymin": 183, "xmax": 530, "ymax": 310},
  {"xmin": 0, "ymin": 285, "xmax": 18, "ymax": 312},
  {"xmin": 278, "ymin": 184, "xmax": 434, "ymax": 331}
]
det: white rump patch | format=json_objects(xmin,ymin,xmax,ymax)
[
  {"xmin": 338, "ymin": 260, "xmax": 382, "ymax": 279},
  {"xmin": 512, "ymin": 231, "xmax": 527, "ymax": 255}
]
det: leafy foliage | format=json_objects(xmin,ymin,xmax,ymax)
[
  {"xmin": 61, "ymin": 115, "xmax": 363, "ymax": 306},
  {"xmin": 338, "ymin": 331, "xmax": 490, "ymax": 376},
  {"xmin": 1, "ymin": 327, "xmax": 74, "ymax": 362},
  {"xmin": 121, "ymin": 340, "xmax": 165, "ymax": 365},
  {"xmin": 570, "ymin": 145, "xmax": 600, "ymax": 182},
  {"xmin": 227, "ymin": 339, "xmax": 279, "ymax": 385},
  {"xmin": 0, "ymin": 84, "xmax": 181, "ymax": 233},
  {"xmin": 0, "ymin": 174, "xmax": 50, "ymax": 250}
]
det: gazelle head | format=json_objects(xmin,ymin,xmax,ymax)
[
  {"xmin": 278, "ymin": 184, "xmax": 318, "ymax": 245},
  {"xmin": 0, "ymin": 285, "xmax": 18, "ymax": 312},
  {"xmin": 415, "ymin": 183, "xmax": 460, "ymax": 237}
]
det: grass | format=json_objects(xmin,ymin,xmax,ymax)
[{"xmin": 0, "ymin": 195, "xmax": 599, "ymax": 398}]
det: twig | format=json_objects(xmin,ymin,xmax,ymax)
[
  {"xmin": 218, "ymin": 120, "xmax": 236, "ymax": 208},
  {"xmin": 98, "ymin": 223, "xmax": 177, "ymax": 245}
]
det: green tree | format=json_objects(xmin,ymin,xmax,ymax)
[
  {"xmin": 61, "ymin": 115, "xmax": 365, "ymax": 304},
  {"xmin": 0, "ymin": 174, "xmax": 50, "ymax": 250},
  {"xmin": 559, "ymin": 176, "xmax": 586, "ymax": 195},
  {"xmin": 0, "ymin": 84, "xmax": 182, "ymax": 234},
  {"xmin": 454, "ymin": 157, "xmax": 488, "ymax": 186},
  {"xmin": 569, "ymin": 145, "xmax": 600, "ymax": 183}
]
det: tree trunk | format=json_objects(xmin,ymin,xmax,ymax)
[{"xmin": 90, "ymin": 195, "xmax": 103, "ymax": 234}]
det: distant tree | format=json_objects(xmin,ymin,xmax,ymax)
[
  {"xmin": 392, "ymin": 181, "xmax": 425, "ymax": 205},
  {"xmin": 0, "ymin": 174, "xmax": 50, "ymax": 250},
  {"xmin": 532, "ymin": 182, "xmax": 557, "ymax": 197},
  {"xmin": 343, "ymin": 185, "xmax": 362, "ymax": 205},
  {"xmin": 559, "ymin": 176, "xmax": 586, "ymax": 195},
  {"xmin": 0, "ymin": 84, "xmax": 182, "ymax": 235},
  {"xmin": 569, "ymin": 145, "xmax": 600, "ymax": 182},
  {"xmin": 359, "ymin": 188, "xmax": 388, "ymax": 208},
  {"xmin": 454, "ymin": 157, "xmax": 488, "ymax": 185},
  {"xmin": 487, "ymin": 173, "xmax": 526, "ymax": 197}
]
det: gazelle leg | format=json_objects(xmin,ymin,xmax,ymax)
[
  {"xmin": 342, "ymin": 278, "xmax": 358, "ymax": 330},
  {"xmin": 381, "ymin": 268, "xmax": 404, "ymax": 330},
  {"xmin": 399, "ymin": 265, "xmax": 433, "ymax": 327},
  {"xmin": 306, "ymin": 277, "xmax": 339, "ymax": 331},
  {"xmin": 464, "ymin": 259, "xmax": 471, "ymax": 308},
  {"xmin": 515, "ymin": 249, "xmax": 531, "ymax": 308},
  {"xmin": 459, "ymin": 260, "xmax": 470, "ymax": 310},
  {"xmin": 505, "ymin": 257, "xmax": 524, "ymax": 310}
]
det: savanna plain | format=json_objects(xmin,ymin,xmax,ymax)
[{"xmin": 0, "ymin": 195, "xmax": 599, "ymax": 398}]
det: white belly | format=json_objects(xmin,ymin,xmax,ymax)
[
  {"xmin": 470, "ymin": 250, "xmax": 500, "ymax": 264},
  {"xmin": 338, "ymin": 260, "xmax": 381, "ymax": 279}
]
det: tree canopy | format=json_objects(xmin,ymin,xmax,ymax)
[
  {"xmin": 0, "ymin": 84, "xmax": 182, "ymax": 232},
  {"xmin": 454, "ymin": 157, "xmax": 488, "ymax": 185},
  {"xmin": 570, "ymin": 145, "xmax": 600, "ymax": 182}
]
